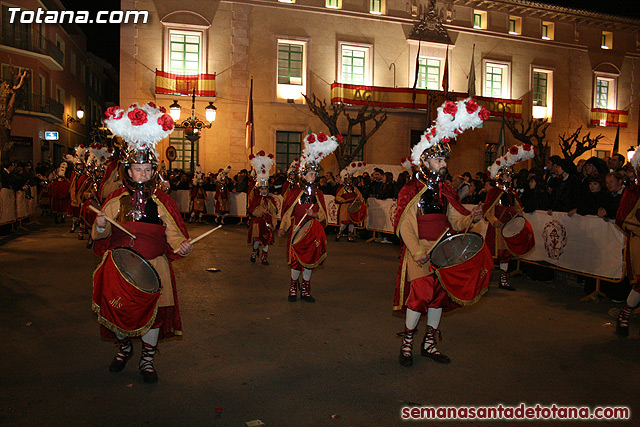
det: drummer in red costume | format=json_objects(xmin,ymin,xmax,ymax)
[
  {"xmin": 277, "ymin": 132, "xmax": 339, "ymax": 302},
  {"xmin": 335, "ymin": 162, "xmax": 367, "ymax": 242},
  {"xmin": 92, "ymin": 102, "xmax": 192, "ymax": 383},
  {"xmin": 67, "ymin": 146, "xmax": 91, "ymax": 234},
  {"xmin": 282, "ymin": 158, "xmax": 299, "ymax": 200},
  {"xmin": 483, "ymin": 145, "xmax": 536, "ymax": 291},
  {"xmin": 395, "ymin": 99, "xmax": 490, "ymax": 368},
  {"xmin": 248, "ymin": 151, "xmax": 279, "ymax": 265},
  {"xmin": 616, "ymin": 149, "xmax": 640, "ymax": 336}
]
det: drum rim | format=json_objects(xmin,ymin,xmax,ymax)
[
  {"xmin": 429, "ymin": 231, "xmax": 485, "ymax": 269},
  {"xmin": 501, "ymin": 215, "xmax": 526, "ymax": 238},
  {"xmin": 110, "ymin": 247, "xmax": 161, "ymax": 294}
]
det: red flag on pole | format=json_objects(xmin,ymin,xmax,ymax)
[
  {"xmin": 442, "ymin": 45, "xmax": 449, "ymax": 95},
  {"xmin": 246, "ymin": 78, "xmax": 255, "ymax": 152}
]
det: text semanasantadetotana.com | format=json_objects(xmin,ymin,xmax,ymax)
[
  {"xmin": 401, "ymin": 404, "xmax": 630, "ymax": 420},
  {"xmin": 7, "ymin": 7, "xmax": 148, "ymax": 25}
]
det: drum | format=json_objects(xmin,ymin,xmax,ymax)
[
  {"xmin": 430, "ymin": 232, "xmax": 493, "ymax": 305},
  {"xmin": 92, "ymin": 247, "xmax": 162, "ymax": 336},
  {"xmin": 291, "ymin": 219, "xmax": 327, "ymax": 268},
  {"xmin": 347, "ymin": 199, "xmax": 367, "ymax": 223},
  {"xmin": 501, "ymin": 216, "xmax": 535, "ymax": 256}
]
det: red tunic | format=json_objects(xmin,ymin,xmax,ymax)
[
  {"xmin": 92, "ymin": 188, "xmax": 189, "ymax": 340},
  {"xmin": 482, "ymin": 187, "xmax": 522, "ymax": 262},
  {"xmin": 393, "ymin": 179, "xmax": 474, "ymax": 312},
  {"xmin": 282, "ymin": 187, "xmax": 328, "ymax": 270},
  {"xmin": 247, "ymin": 189, "xmax": 278, "ymax": 246},
  {"xmin": 49, "ymin": 179, "xmax": 70, "ymax": 214}
]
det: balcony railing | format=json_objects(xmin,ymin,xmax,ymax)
[
  {"xmin": 0, "ymin": 30, "xmax": 64, "ymax": 67},
  {"xmin": 15, "ymin": 93, "xmax": 64, "ymax": 122}
]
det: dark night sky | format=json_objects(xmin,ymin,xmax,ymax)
[{"xmin": 58, "ymin": 0, "xmax": 640, "ymax": 73}]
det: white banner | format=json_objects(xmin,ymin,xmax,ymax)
[
  {"xmin": 365, "ymin": 197, "xmax": 397, "ymax": 233},
  {"xmin": 521, "ymin": 211, "xmax": 626, "ymax": 280},
  {"xmin": 16, "ymin": 190, "xmax": 27, "ymax": 219},
  {"xmin": 0, "ymin": 188, "xmax": 16, "ymax": 225}
]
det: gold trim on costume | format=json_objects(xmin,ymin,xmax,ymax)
[
  {"xmin": 152, "ymin": 194, "xmax": 187, "ymax": 246},
  {"xmin": 395, "ymin": 183, "xmax": 428, "ymax": 238}
]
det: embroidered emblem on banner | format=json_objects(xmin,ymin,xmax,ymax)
[
  {"xmin": 109, "ymin": 297, "xmax": 123, "ymax": 309},
  {"xmin": 328, "ymin": 199, "xmax": 338, "ymax": 223},
  {"xmin": 542, "ymin": 220, "xmax": 567, "ymax": 260}
]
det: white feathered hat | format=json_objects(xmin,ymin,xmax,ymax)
[
  {"xmin": 631, "ymin": 147, "xmax": 640, "ymax": 170},
  {"xmin": 216, "ymin": 166, "xmax": 232, "ymax": 182},
  {"xmin": 401, "ymin": 157, "xmax": 413, "ymax": 170},
  {"xmin": 340, "ymin": 161, "xmax": 367, "ymax": 178},
  {"xmin": 287, "ymin": 158, "xmax": 300, "ymax": 176},
  {"xmin": 488, "ymin": 144, "xmax": 537, "ymax": 179},
  {"xmin": 410, "ymin": 98, "xmax": 490, "ymax": 166},
  {"xmin": 249, "ymin": 150, "xmax": 275, "ymax": 187},
  {"xmin": 104, "ymin": 102, "xmax": 174, "ymax": 164},
  {"xmin": 299, "ymin": 132, "xmax": 340, "ymax": 174}
]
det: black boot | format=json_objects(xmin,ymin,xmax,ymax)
[
  {"xmin": 399, "ymin": 327, "xmax": 417, "ymax": 367},
  {"xmin": 421, "ymin": 326, "xmax": 451, "ymax": 364},
  {"xmin": 139, "ymin": 342, "xmax": 158, "ymax": 383},
  {"xmin": 288, "ymin": 278, "xmax": 298, "ymax": 302},
  {"xmin": 261, "ymin": 250, "xmax": 269, "ymax": 265},
  {"xmin": 300, "ymin": 279, "xmax": 315, "ymax": 302},
  {"xmin": 250, "ymin": 249, "xmax": 258, "ymax": 263},
  {"xmin": 498, "ymin": 270, "xmax": 516, "ymax": 291},
  {"xmin": 109, "ymin": 338, "xmax": 133, "ymax": 373},
  {"xmin": 616, "ymin": 304, "xmax": 633, "ymax": 337}
]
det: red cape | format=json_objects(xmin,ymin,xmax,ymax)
[{"xmin": 616, "ymin": 184, "xmax": 640, "ymax": 228}]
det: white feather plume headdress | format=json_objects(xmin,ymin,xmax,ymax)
[
  {"xmin": 249, "ymin": 150, "xmax": 275, "ymax": 184},
  {"xmin": 410, "ymin": 98, "xmax": 490, "ymax": 166},
  {"xmin": 299, "ymin": 132, "xmax": 340, "ymax": 172},
  {"xmin": 103, "ymin": 102, "xmax": 174, "ymax": 157},
  {"xmin": 65, "ymin": 145, "xmax": 89, "ymax": 165},
  {"xmin": 401, "ymin": 157, "xmax": 413, "ymax": 170},
  {"xmin": 216, "ymin": 166, "xmax": 232, "ymax": 182},
  {"xmin": 340, "ymin": 161, "xmax": 367, "ymax": 178},
  {"xmin": 287, "ymin": 158, "xmax": 300, "ymax": 175},
  {"xmin": 87, "ymin": 143, "xmax": 113, "ymax": 166},
  {"xmin": 631, "ymin": 147, "xmax": 640, "ymax": 170},
  {"xmin": 488, "ymin": 144, "xmax": 537, "ymax": 179}
]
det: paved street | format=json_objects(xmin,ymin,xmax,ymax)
[{"xmin": 1, "ymin": 218, "xmax": 639, "ymax": 426}]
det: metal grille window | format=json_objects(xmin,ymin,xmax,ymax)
[
  {"xmin": 596, "ymin": 78, "xmax": 609, "ymax": 108},
  {"xmin": 485, "ymin": 65, "xmax": 503, "ymax": 98},
  {"xmin": 533, "ymin": 71, "xmax": 547, "ymax": 107},
  {"xmin": 169, "ymin": 131, "xmax": 198, "ymax": 171},
  {"xmin": 370, "ymin": 0, "xmax": 382, "ymax": 14},
  {"xmin": 342, "ymin": 47, "xmax": 366, "ymax": 84},
  {"xmin": 348, "ymin": 135, "xmax": 364, "ymax": 162},
  {"xmin": 277, "ymin": 43, "xmax": 303, "ymax": 85},
  {"xmin": 276, "ymin": 131, "xmax": 302, "ymax": 172},
  {"xmin": 417, "ymin": 57, "xmax": 441, "ymax": 90},
  {"xmin": 169, "ymin": 32, "xmax": 200, "ymax": 75}
]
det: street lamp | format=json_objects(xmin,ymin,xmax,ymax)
[
  {"xmin": 628, "ymin": 147, "xmax": 636, "ymax": 162},
  {"xmin": 67, "ymin": 107, "xmax": 85, "ymax": 124},
  {"xmin": 170, "ymin": 89, "xmax": 217, "ymax": 172}
]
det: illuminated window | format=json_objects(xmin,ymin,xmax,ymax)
[
  {"xmin": 601, "ymin": 31, "xmax": 613, "ymax": 49},
  {"xmin": 339, "ymin": 43, "xmax": 372, "ymax": 85},
  {"xmin": 508, "ymin": 17, "xmax": 521, "ymax": 35},
  {"xmin": 417, "ymin": 57, "xmax": 441, "ymax": 90},
  {"xmin": 169, "ymin": 130, "xmax": 198, "ymax": 170},
  {"xmin": 473, "ymin": 11, "xmax": 487, "ymax": 29},
  {"xmin": 542, "ymin": 22, "xmax": 554, "ymax": 40},
  {"xmin": 276, "ymin": 39, "xmax": 307, "ymax": 102},
  {"xmin": 168, "ymin": 31, "xmax": 201, "ymax": 74},
  {"xmin": 532, "ymin": 68, "xmax": 553, "ymax": 120},
  {"xmin": 483, "ymin": 60, "xmax": 511, "ymax": 98},
  {"xmin": 370, "ymin": 0, "xmax": 383, "ymax": 15},
  {"xmin": 326, "ymin": 0, "xmax": 341, "ymax": 9},
  {"xmin": 595, "ymin": 76, "xmax": 616, "ymax": 109}
]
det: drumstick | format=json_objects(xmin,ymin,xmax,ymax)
[
  {"xmin": 428, "ymin": 228, "xmax": 450, "ymax": 255},
  {"xmin": 290, "ymin": 213, "xmax": 308, "ymax": 239},
  {"xmin": 89, "ymin": 205, "xmax": 137, "ymax": 240},
  {"xmin": 463, "ymin": 202, "xmax": 483, "ymax": 238},
  {"xmin": 174, "ymin": 225, "xmax": 222, "ymax": 253}
]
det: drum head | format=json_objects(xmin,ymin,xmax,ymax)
[
  {"xmin": 292, "ymin": 220, "xmax": 313, "ymax": 245},
  {"xmin": 111, "ymin": 247, "xmax": 161, "ymax": 293},
  {"xmin": 348, "ymin": 200, "xmax": 363, "ymax": 213},
  {"xmin": 430, "ymin": 233, "xmax": 484, "ymax": 269},
  {"xmin": 502, "ymin": 216, "xmax": 525, "ymax": 238}
]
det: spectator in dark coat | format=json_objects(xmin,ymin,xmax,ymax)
[
  {"xmin": 522, "ymin": 175, "xmax": 550, "ymax": 213},
  {"xmin": 573, "ymin": 174, "xmax": 606, "ymax": 216},
  {"xmin": 548, "ymin": 157, "xmax": 580, "ymax": 213},
  {"xmin": 377, "ymin": 172, "xmax": 396, "ymax": 200},
  {"xmin": 601, "ymin": 172, "xmax": 626, "ymax": 219}
]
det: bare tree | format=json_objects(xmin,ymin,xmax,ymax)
[
  {"xmin": 302, "ymin": 93, "xmax": 387, "ymax": 171},
  {"xmin": 504, "ymin": 117, "xmax": 550, "ymax": 169},
  {"xmin": 0, "ymin": 68, "xmax": 30, "ymax": 162},
  {"xmin": 558, "ymin": 126, "xmax": 604, "ymax": 162}
]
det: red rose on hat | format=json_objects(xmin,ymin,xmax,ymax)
[
  {"xmin": 307, "ymin": 134, "xmax": 316, "ymax": 143},
  {"xmin": 147, "ymin": 102, "xmax": 157, "ymax": 109},
  {"xmin": 351, "ymin": 162, "xmax": 356, "ymax": 167},
  {"xmin": 157, "ymin": 114, "xmax": 174, "ymax": 131},
  {"xmin": 466, "ymin": 99, "xmax": 479, "ymax": 114},
  {"xmin": 268, "ymin": 154, "xmax": 274, "ymax": 159},
  {"xmin": 523, "ymin": 144, "xmax": 531, "ymax": 151},
  {"xmin": 336, "ymin": 134, "xmax": 343, "ymax": 143},
  {"xmin": 258, "ymin": 150, "xmax": 265, "ymax": 156},
  {"xmin": 443, "ymin": 101, "xmax": 458, "ymax": 116},
  {"xmin": 129, "ymin": 108, "xmax": 148, "ymax": 126},
  {"xmin": 479, "ymin": 107, "xmax": 491, "ymax": 121},
  {"xmin": 357, "ymin": 162, "xmax": 362, "ymax": 167},
  {"xmin": 105, "ymin": 106, "xmax": 123, "ymax": 120},
  {"xmin": 442, "ymin": 137, "xmax": 450, "ymax": 143},
  {"xmin": 317, "ymin": 132, "xmax": 328, "ymax": 142},
  {"xmin": 496, "ymin": 160, "xmax": 501, "ymax": 166},
  {"xmin": 510, "ymin": 146, "xmax": 519, "ymax": 155},
  {"xmin": 249, "ymin": 154, "xmax": 255, "ymax": 160},
  {"xmin": 159, "ymin": 106, "xmax": 166, "ymax": 114}
]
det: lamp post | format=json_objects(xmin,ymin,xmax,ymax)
[{"xmin": 170, "ymin": 89, "xmax": 217, "ymax": 172}]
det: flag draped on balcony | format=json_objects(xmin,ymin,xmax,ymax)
[{"xmin": 155, "ymin": 70, "xmax": 216, "ymax": 96}]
